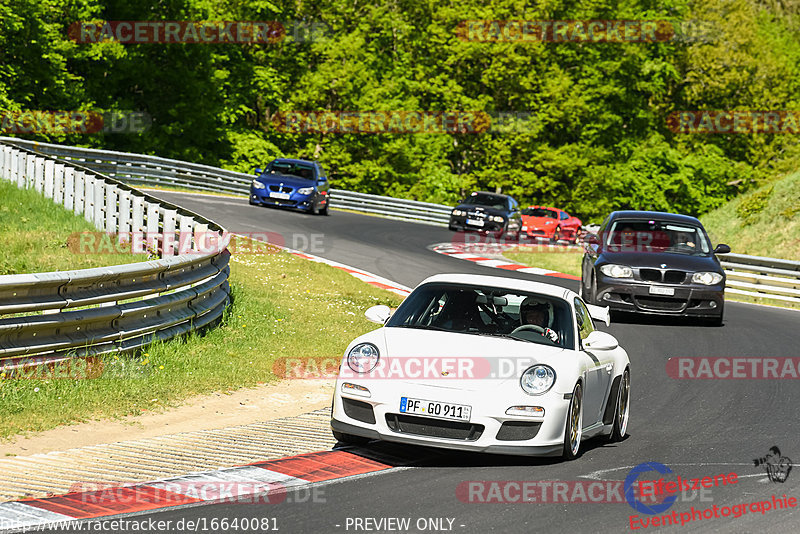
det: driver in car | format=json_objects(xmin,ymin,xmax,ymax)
[{"xmin": 518, "ymin": 297, "xmax": 559, "ymax": 343}]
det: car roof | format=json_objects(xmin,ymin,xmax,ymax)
[
  {"xmin": 470, "ymin": 191, "xmax": 510, "ymax": 199},
  {"xmin": 609, "ymin": 210, "xmax": 702, "ymax": 226},
  {"xmin": 415, "ymin": 273, "xmax": 575, "ymax": 302},
  {"xmin": 525, "ymin": 205, "xmax": 561, "ymax": 212},
  {"xmin": 271, "ymin": 158, "xmax": 316, "ymax": 166}
]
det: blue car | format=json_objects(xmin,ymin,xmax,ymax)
[{"xmin": 249, "ymin": 158, "xmax": 330, "ymax": 215}]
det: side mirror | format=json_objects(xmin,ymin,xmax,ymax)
[
  {"xmin": 585, "ymin": 304, "xmax": 611, "ymax": 327},
  {"xmin": 254, "ymin": 167, "xmax": 264, "ymax": 176},
  {"xmin": 365, "ymin": 305, "xmax": 392, "ymax": 324},
  {"xmin": 714, "ymin": 244, "xmax": 731, "ymax": 254},
  {"xmin": 584, "ymin": 330, "xmax": 619, "ymax": 351}
]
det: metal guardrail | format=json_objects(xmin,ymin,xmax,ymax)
[
  {"xmin": 0, "ymin": 137, "xmax": 453, "ymax": 226},
  {"xmin": 2, "ymin": 138, "xmax": 797, "ymax": 306},
  {"xmin": 0, "ymin": 142, "xmax": 232, "ymax": 370},
  {"xmin": 719, "ymin": 253, "xmax": 800, "ymax": 305}
]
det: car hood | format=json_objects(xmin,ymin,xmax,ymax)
[
  {"xmin": 455, "ymin": 203, "xmax": 507, "ymax": 216},
  {"xmin": 372, "ymin": 328, "xmax": 567, "ymax": 392},
  {"xmin": 256, "ymin": 173, "xmax": 315, "ymax": 188},
  {"xmin": 598, "ymin": 251, "xmax": 721, "ymax": 271}
]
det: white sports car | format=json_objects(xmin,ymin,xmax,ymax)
[{"xmin": 330, "ymin": 273, "xmax": 630, "ymax": 459}]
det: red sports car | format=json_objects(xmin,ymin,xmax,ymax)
[{"xmin": 521, "ymin": 206, "xmax": 583, "ymax": 243}]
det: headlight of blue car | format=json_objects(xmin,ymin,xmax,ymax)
[
  {"xmin": 297, "ymin": 187, "xmax": 314, "ymax": 195},
  {"xmin": 252, "ymin": 180, "xmax": 266, "ymax": 189}
]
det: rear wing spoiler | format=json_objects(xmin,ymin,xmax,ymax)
[{"xmin": 586, "ymin": 304, "xmax": 611, "ymax": 327}]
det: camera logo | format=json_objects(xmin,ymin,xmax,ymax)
[{"xmin": 753, "ymin": 446, "xmax": 792, "ymax": 483}]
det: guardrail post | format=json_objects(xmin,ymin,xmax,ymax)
[
  {"xmin": 105, "ymin": 183, "xmax": 118, "ymax": 234},
  {"xmin": 162, "ymin": 209, "xmax": 177, "ymax": 257},
  {"xmin": 131, "ymin": 196, "xmax": 145, "ymax": 253},
  {"xmin": 43, "ymin": 160, "xmax": 54, "ymax": 198},
  {"xmin": 74, "ymin": 170, "xmax": 85, "ymax": 216},
  {"xmin": 118, "ymin": 190, "xmax": 132, "ymax": 243},
  {"xmin": 9, "ymin": 149, "xmax": 19, "ymax": 185},
  {"xmin": 25, "ymin": 154, "xmax": 35, "ymax": 189},
  {"xmin": 34, "ymin": 157, "xmax": 45, "ymax": 192},
  {"xmin": 53, "ymin": 163, "xmax": 65, "ymax": 205},
  {"xmin": 145, "ymin": 201, "xmax": 160, "ymax": 255},
  {"xmin": 1, "ymin": 146, "xmax": 10, "ymax": 179},
  {"xmin": 16, "ymin": 151, "xmax": 26, "ymax": 188},
  {"xmin": 64, "ymin": 168, "xmax": 75, "ymax": 211},
  {"xmin": 178, "ymin": 215, "xmax": 194, "ymax": 254},
  {"xmin": 84, "ymin": 175, "xmax": 95, "ymax": 223},
  {"xmin": 93, "ymin": 178, "xmax": 105, "ymax": 231}
]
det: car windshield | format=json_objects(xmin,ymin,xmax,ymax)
[
  {"xmin": 462, "ymin": 193, "xmax": 507, "ymax": 210},
  {"xmin": 605, "ymin": 220, "xmax": 711, "ymax": 254},
  {"xmin": 386, "ymin": 283, "xmax": 575, "ymax": 350},
  {"xmin": 521, "ymin": 207, "xmax": 557, "ymax": 218},
  {"xmin": 266, "ymin": 162, "xmax": 315, "ymax": 180}
]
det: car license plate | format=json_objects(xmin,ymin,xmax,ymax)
[
  {"xmin": 399, "ymin": 397, "xmax": 471, "ymax": 421},
  {"xmin": 649, "ymin": 286, "xmax": 675, "ymax": 296},
  {"xmin": 466, "ymin": 219, "xmax": 484, "ymax": 227},
  {"xmin": 269, "ymin": 192, "xmax": 291, "ymax": 200}
]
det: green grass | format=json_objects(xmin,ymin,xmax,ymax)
[
  {"xmin": 0, "ymin": 180, "xmax": 149, "ymax": 274},
  {"xmin": 0, "ymin": 246, "xmax": 403, "ymax": 439},
  {"xmin": 700, "ymin": 170, "xmax": 800, "ymax": 260},
  {"xmin": 502, "ymin": 246, "xmax": 583, "ymax": 276}
]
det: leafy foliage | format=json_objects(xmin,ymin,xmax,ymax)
[{"xmin": 2, "ymin": 0, "xmax": 799, "ymax": 221}]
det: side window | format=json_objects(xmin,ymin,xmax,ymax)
[
  {"xmin": 317, "ymin": 164, "xmax": 327, "ymax": 180},
  {"xmin": 561, "ymin": 211, "xmax": 569, "ymax": 220},
  {"xmin": 574, "ymin": 298, "xmax": 595, "ymax": 341}
]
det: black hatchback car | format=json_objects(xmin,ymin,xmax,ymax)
[
  {"xmin": 448, "ymin": 191, "xmax": 523, "ymax": 239},
  {"xmin": 580, "ymin": 211, "xmax": 731, "ymax": 325},
  {"xmin": 250, "ymin": 158, "xmax": 330, "ymax": 215}
]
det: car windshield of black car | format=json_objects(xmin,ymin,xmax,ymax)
[
  {"xmin": 521, "ymin": 208, "xmax": 557, "ymax": 218},
  {"xmin": 606, "ymin": 220, "xmax": 710, "ymax": 254},
  {"xmin": 463, "ymin": 193, "xmax": 506, "ymax": 210},
  {"xmin": 267, "ymin": 162, "xmax": 315, "ymax": 180}
]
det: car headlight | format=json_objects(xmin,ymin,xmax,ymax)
[
  {"xmin": 452, "ymin": 209, "xmax": 464, "ymax": 217},
  {"xmin": 490, "ymin": 215, "xmax": 505, "ymax": 223},
  {"xmin": 692, "ymin": 272, "xmax": 723, "ymax": 285},
  {"xmin": 347, "ymin": 343, "xmax": 380, "ymax": 373},
  {"xmin": 297, "ymin": 187, "xmax": 314, "ymax": 195},
  {"xmin": 600, "ymin": 264, "xmax": 633, "ymax": 278},
  {"xmin": 251, "ymin": 180, "xmax": 266, "ymax": 189},
  {"xmin": 520, "ymin": 365, "xmax": 556, "ymax": 395}
]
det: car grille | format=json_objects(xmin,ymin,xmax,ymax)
[
  {"xmin": 343, "ymin": 398, "xmax": 376, "ymax": 424},
  {"xmin": 639, "ymin": 269, "xmax": 661, "ymax": 282},
  {"xmin": 495, "ymin": 421, "xmax": 542, "ymax": 441},
  {"xmin": 385, "ymin": 413, "xmax": 484, "ymax": 441},
  {"xmin": 268, "ymin": 185, "xmax": 293, "ymax": 193},
  {"xmin": 664, "ymin": 270, "xmax": 686, "ymax": 283},
  {"xmin": 634, "ymin": 296, "xmax": 686, "ymax": 311}
]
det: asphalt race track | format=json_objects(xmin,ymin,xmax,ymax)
[{"xmin": 62, "ymin": 191, "xmax": 800, "ymax": 533}]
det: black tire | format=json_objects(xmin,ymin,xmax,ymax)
[
  {"xmin": 607, "ymin": 368, "xmax": 630, "ymax": 442},
  {"xmin": 320, "ymin": 204, "xmax": 329, "ymax": 216},
  {"xmin": 585, "ymin": 270, "xmax": 598, "ymax": 305},
  {"xmin": 563, "ymin": 383, "xmax": 583, "ymax": 460},
  {"xmin": 332, "ymin": 430, "xmax": 370, "ymax": 446}
]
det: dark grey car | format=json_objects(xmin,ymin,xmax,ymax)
[
  {"xmin": 580, "ymin": 211, "xmax": 731, "ymax": 325},
  {"xmin": 448, "ymin": 191, "xmax": 523, "ymax": 240}
]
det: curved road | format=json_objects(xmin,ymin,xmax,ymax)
[{"xmin": 73, "ymin": 191, "xmax": 800, "ymax": 533}]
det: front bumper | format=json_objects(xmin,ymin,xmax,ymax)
[
  {"xmin": 331, "ymin": 382, "xmax": 571, "ymax": 456},
  {"xmin": 449, "ymin": 217, "xmax": 505, "ymax": 233},
  {"xmin": 595, "ymin": 276, "xmax": 724, "ymax": 317},
  {"xmin": 250, "ymin": 187, "xmax": 318, "ymax": 210}
]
